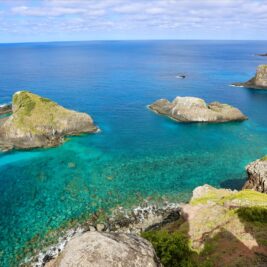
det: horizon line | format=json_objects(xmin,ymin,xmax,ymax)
[{"xmin": 1, "ymin": 38, "xmax": 267, "ymax": 45}]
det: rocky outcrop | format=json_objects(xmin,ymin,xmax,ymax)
[
  {"xmin": 0, "ymin": 103, "xmax": 12, "ymax": 115},
  {"xmin": 45, "ymin": 231, "xmax": 162, "ymax": 267},
  {"xmin": 256, "ymin": 53, "xmax": 267, "ymax": 57},
  {"xmin": 0, "ymin": 91, "xmax": 98, "ymax": 151},
  {"xmin": 148, "ymin": 96, "xmax": 247, "ymax": 123},
  {"xmin": 243, "ymin": 157, "xmax": 267, "ymax": 193},
  {"xmin": 232, "ymin": 65, "xmax": 267, "ymax": 89}
]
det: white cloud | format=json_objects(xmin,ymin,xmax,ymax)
[{"xmin": 0, "ymin": 0, "xmax": 266, "ymax": 40}]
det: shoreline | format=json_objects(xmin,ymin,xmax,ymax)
[{"xmin": 27, "ymin": 201, "xmax": 182, "ymax": 266}]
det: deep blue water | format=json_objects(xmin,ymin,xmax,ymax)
[{"xmin": 0, "ymin": 40, "xmax": 267, "ymax": 266}]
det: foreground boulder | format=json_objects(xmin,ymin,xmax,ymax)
[
  {"xmin": 148, "ymin": 96, "xmax": 247, "ymax": 123},
  {"xmin": 243, "ymin": 156, "xmax": 267, "ymax": 193},
  {"xmin": 232, "ymin": 64, "xmax": 267, "ymax": 89},
  {"xmin": 0, "ymin": 103, "xmax": 12, "ymax": 115},
  {"xmin": 46, "ymin": 231, "xmax": 161, "ymax": 267},
  {"xmin": 0, "ymin": 91, "xmax": 98, "ymax": 151}
]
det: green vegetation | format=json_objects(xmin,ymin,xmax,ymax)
[
  {"xmin": 191, "ymin": 188, "xmax": 267, "ymax": 206},
  {"xmin": 11, "ymin": 91, "xmax": 70, "ymax": 134},
  {"xmin": 142, "ymin": 230, "xmax": 196, "ymax": 267},
  {"xmin": 237, "ymin": 206, "xmax": 267, "ymax": 223}
]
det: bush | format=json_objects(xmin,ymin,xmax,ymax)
[
  {"xmin": 237, "ymin": 207, "xmax": 267, "ymax": 223},
  {"xmin": 142, "ymin": 230, "xmax": 196, "ymax": 267}
]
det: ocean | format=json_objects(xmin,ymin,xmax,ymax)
[{"xmin": 0, "ymin": 40, "xmax": 267, "ymax": 266}]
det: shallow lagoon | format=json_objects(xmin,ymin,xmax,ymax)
[{"xmin": 0, "ymin": 40, "xmax": 267, "ymax": 266}]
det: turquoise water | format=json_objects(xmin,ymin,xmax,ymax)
[{"xmin": 0, "ymin": 40, "xmax": 267, "ymax": 266}]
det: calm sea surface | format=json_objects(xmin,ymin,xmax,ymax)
[{"xmin": 0, "ymin": 40, "xmax": 267, "ymax": 265}]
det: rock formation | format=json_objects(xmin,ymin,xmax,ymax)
[
  {"xmin": 148, "ymin": 96, "xmax": 247, "ymax": 123},
  {"xmin": 243, "ymin": 156, "xmax": 267, "ymax": 193},
  {"xmin": 0, "ymin": 91, "xmax": 98, "ymax": 151},
  {"xmin": 0, "ymin": 103, "xmax": 12, "ymax": 115},
  {"xmin": 232, "ymin": 64, "xmax": 267, "ymax": 89},
  {"xmin": 45, "ymin": 231, "xmax": 162, "ymax": 267}
]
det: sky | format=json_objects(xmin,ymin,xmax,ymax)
[{"xmin": 0, "ymin": 0, "xmax": 267, "ymax": 43}]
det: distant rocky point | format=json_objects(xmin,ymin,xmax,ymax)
[
  {"xmin": 243, "ymin": 156, "xmax": 267, "ymax": 193},
  {"xmin": 256, "ymin": 53, "xmax": 267, "ymax": 57},
  {"xmin": 0, "ymin": 91, "xmax": 98, "ymax": 151},
  {"xmin": 148, "ymin": 96, "xmax": 247, "ymax": 123},
  {"xmin": 0, "ymin": 103, "xmax": 12, "ymax": 115},
  {"xmin": 232, "ymin": 64, "xmax": 267, "ymax": 89}
]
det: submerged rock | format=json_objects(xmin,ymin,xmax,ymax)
[
  {"xmin": 0, "ymin": 103, "xmax": 12, "ymax": 115},
  {"xmin": 148, "ymin": 96, "xmax": 247, "ymax": 123},
  {"xmin": 46, "ymin": 231, "xmax": 162, "ymax": 267},
  {"xmin": 243, "ymin": 156, "xmax": 267, "ymax": 193},
  {"xmin": 232, "ymin": 64, "xmax": 267, "ymax": 89},
  {"xmin": 0, "ymin": 91, "xmax": 98, "ymax": 151}
]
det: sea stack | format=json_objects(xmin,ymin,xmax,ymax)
[
  {"xmin": 148, "ymin": 96, "xmax": 247, "ymax": 123},
  {"xmin": 243, "ymin": 156, "xmax": 267, "ymax": 193},
  {"xmin": 232, "ymin": 64, "xmax": 267, "ymax": 89},
  {"xmin": 0, "ymin": 91, "xmax": 98, "ymax": 151}
]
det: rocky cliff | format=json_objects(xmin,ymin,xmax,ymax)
[
  {"xmin": 0, "ymin": 91, "xmax": 98, "ymax": 151},
  {"xmin": 148, "ymin": 96, "xmax": 247, "ymax": 123},
  {"xmin": 232, "ymin": 65, "xmax": 267, "ymax": 89},
  {"xmin": 243, "ymin": 156, "xmax": 267, "ymax": 193}
]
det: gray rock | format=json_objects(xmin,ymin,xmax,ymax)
[
  {"xmin": 243, "ymin": 157, "xmax": 267, "ymax": 193},
  {"xmin": 148, "ymin": 96, "xmax": 247, "ymax": 123},
  {"xmin": 232, "ymin": 64, "xmax": 267, "ymax": 89},
  {"xmin": 46, "ymin": 231, "xmax": 162, "ymax": 267},
  {"xmin": 0, "ymin": 91, "xmax": 99, "ymax": 151},
  {"xmin": 0, "ymin": 103, "xmax": 12, "ymax": 115}
]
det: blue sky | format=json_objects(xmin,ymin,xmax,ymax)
[{"xmin": 0, "ymin": 0, "xmax": 267, "ymax": 43}]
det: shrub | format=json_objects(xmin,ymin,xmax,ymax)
[
  {"xmin": 142, "ymin": 230, "xmax": 196, "ymax": 267},
  {"xmin": 237, "ymin": 207, "xmax": 267, "ymax": 223}
]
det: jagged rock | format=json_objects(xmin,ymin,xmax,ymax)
[
  {"xmin": 45, "ymin": 231, "xmax": 162, "ymax": 267},
  {"xmin": 243, "ymin": 157, "xmax": 267, "ymax": 193},
  {"xmin": 232, "ymin": 65, "xmax": 267, "ymax": 89},
  {"xmin": 0, "ymin": 103, "xmax": 12, "ymax": 115},
  {"xmin": 148, "ymin": 96, "xmax": 247, "ymax": 123},
  {"xmin": 0, "ymin": 91, "xmax": 98, "ymax": 151}
]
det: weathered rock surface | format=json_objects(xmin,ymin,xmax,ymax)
[
  {"xmin": 148, "ymin": 96, "xmax": 247, "ymax": 123},
  {"xmin": 0, "ymin": 103, "xmax": 12, "ymax": 115},
  {"xmin": 232, "ymin": 65, "xmax": 267, "ymax": 89},
  {"xmin": 243, "ymin": 157, "xmax": 267, "ymax": 193},
  {"xmin": 0, "ymin": 91, "xmax": 98, "ymax": 151},
  {"xmin": 46, "ymin": 231, "xmax": 162, "ymax": 267}
]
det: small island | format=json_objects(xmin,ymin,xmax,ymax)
[
  {"xmin": 148, "ymin": 96, "xmax": 247, "ymax": 123},
  {"xmin": 232, "ymin": 64, "xmax": 267, "ymax": 90},
  {"xmin": 0, "ymin": 91, "xmax": 99, "ymax": 151}
]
